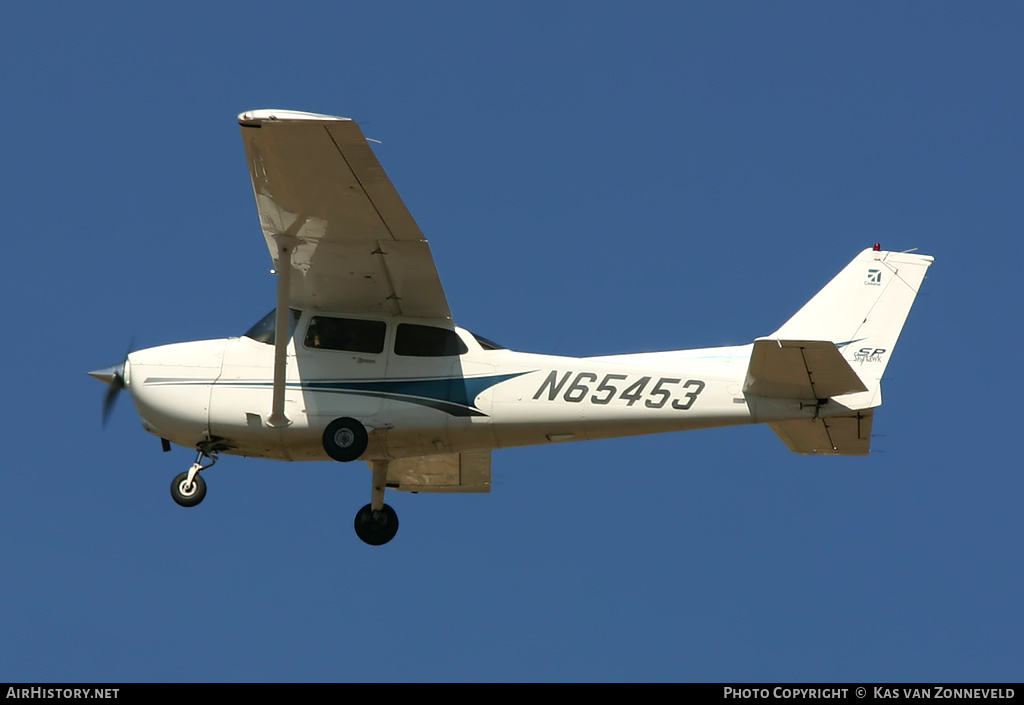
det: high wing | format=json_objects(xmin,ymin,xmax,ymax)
[{"xmin": 237, "ymin": 109, "xmax": 451, "ymax": 319}]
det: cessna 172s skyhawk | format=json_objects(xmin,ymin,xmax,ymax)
[{"xmin": 89, "ymin": 109, "xmax": 933, "ymax": 545}]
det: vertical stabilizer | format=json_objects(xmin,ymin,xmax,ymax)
[{"xmin": 768, "ymin": 248, "xmax": 933, "ymax": 399}]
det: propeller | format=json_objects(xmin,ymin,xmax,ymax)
[{"xmin": 89, "ymin": 353, "xmax": 129, "ymax": 427}]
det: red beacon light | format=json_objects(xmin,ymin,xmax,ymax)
[{"xmin": 872, "ymin": 242, "xmax": 881, "ymax": 251}]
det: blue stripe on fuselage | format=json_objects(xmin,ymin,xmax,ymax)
[{"xmin": 158, "ymin": 371, "xmax": 532, "ymax": 417}]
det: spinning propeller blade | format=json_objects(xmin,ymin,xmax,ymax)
[{"xmin": 89, "ymin": 360, "xmax": 127, "ymax": 427}]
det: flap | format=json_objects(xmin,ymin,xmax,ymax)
[{"xmin": 384, "ymin": 451, "xmax": 491, "ymax": 493}]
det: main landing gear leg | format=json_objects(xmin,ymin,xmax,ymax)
[
  {"xmin": 170, "ymin": 449, "xmax": 216, "ymax": 508},
  {"xmin": 353, "ymin": 460, "xmax": 399, "ymax": 546}
]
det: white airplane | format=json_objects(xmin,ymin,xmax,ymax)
[{"xmin": 89, "ymin": 109, "xmax": 934, "ymax": 546}]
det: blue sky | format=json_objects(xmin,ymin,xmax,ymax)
[{"xmin": 2, "ymin": 2, "xmax": 1021, "ymax": 682}]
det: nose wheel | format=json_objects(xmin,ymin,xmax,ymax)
[
  {"xmin": 170, "ymin": 449, "xmax": 216, "ymax": 507},
  {"xmin": 171, "ymin": 471, "xmax": 207, "ymax": 507}
]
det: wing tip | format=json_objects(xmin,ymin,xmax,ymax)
[{"xmin": 238, "ymin": 109, "xmax": 352, "ymax": 126}]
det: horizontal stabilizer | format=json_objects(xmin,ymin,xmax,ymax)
[
  {"xmin": 768, "ymin": 410, "xmax": 874, "ymax": 455},
  {"xmin": 383, "ymin": 451, "xmax": 491, "ymax": 493},
  {"xmin": 744, "ymin": 338, "xmax": 868, "ymax": 400}
]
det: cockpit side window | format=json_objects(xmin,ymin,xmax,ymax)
[
  {"xmin": 244, "ymin": 309, "xmax": 300, "ymax": 345},
  {"xmin": 394, "ymin": 324, "xmax": 469, "ymax": 357},
  {"xmin": 305, "ymin": 316, "xmax": 387, "ymax": 354}
]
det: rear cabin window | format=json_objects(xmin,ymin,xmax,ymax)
[
  {"xmin": 472, "ymin": 332, "xmax": 506, "ymax": 350},
  {"xmin": 305, "ymin": 316, "xmax": 386, "ymax": 354},
  {"xmin": 395, "ymin": 324, "xmax": 468, "ymax": 357}
]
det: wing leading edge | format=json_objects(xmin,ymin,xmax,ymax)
[{"xmin": 238, "ymin": 109, "xmax": 451, "ymax": 319}]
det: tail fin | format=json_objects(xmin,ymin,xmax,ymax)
[{"xmin": 768, "ymin": 247, "xmax": 934, "ymax": 404}]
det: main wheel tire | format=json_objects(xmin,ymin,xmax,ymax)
[
  {"xmin": 170, "ymin": 472, "xmax": 207, "ymax": 507},
  {"xmin": 322, "ymin": 417, "xmax": 368, "ymax": 462},
  {"xmin": 353, "ymin": 503, "xmax": 399, "ymax": 546}
]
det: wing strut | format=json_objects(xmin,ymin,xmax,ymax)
[{"xmin": 267, "ymin": 237, "xmax": 294, "ymax": 428}]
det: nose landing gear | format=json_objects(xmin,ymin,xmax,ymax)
[{"xmin": 170, "ymin": 449, "xmax": 217, "ymax": 508}]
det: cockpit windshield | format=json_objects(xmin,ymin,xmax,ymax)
[{"xmin": 243, "ymin": 309, "xmax": 301, "ymax": 345}]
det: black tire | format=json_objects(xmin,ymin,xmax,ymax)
[
  {"xmin": 170, "ymin": 471, "xmax": 207, "ymax": 507},
  {"xmin": 353, "ymin": 503, "xmax": 399, "ymax": 546},
  {"xmin": 322, "ymin": 417, "xmax": 368, "ymax": 462}
]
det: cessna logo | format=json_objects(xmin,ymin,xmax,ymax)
[
  {"xmin": 854, "ymin": 347, "xmax": 886, "ymax": 363},
  {"xmin": 865, "ymin": 269, "xmax": 882, "ymax": 285}
]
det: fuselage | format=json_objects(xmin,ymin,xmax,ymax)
[{"xmin": 124, "ymin": 310, "xmax": 827, "ymax": 462}]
